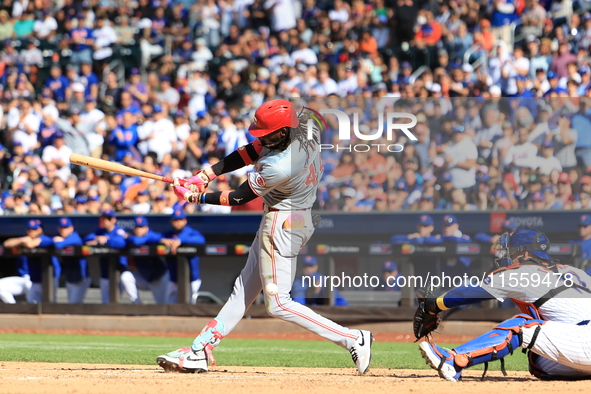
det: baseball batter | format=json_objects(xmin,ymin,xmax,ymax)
[
  {"xmin": 157, "ymin": 99, "xmax": 373, "ymax": 374},
  {"xmin": 417, "ymin": 228, "xmax": 591, "ymax": 381}
]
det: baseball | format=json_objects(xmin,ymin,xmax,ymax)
[{"xmin": 265, "ymin": 283, "xmax": 278, "ymax": 296}]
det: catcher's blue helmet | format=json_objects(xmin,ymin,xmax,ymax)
[{"xmin": 495, "ymin": 228, "xmax": 552, "ymax": 266}]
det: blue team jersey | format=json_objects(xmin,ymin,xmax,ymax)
[
  {"xmin": 127, "ymin": 230, "xmax": 168, "ymax": 282},
  {"xmin": 45, "ymin": 75, "xmax": 70, "ymax": 102},
  {"xmin": 27, "ymin": 235, "xmax": 60, "ymax": 283},
  {"xmin": 163, "ymin": 225, "xmax": 205, "ymax": 282},
  {"xmin": 54, "ymin": 231, "xmax": 88, "ymax": 283}
]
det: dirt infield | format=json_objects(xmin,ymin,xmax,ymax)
[{"xmin": 1, "ymin": 362, "xmax": 587, "ymax": 394}]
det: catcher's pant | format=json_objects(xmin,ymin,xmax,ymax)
[
  {"xmin": 522, "ymin": 321, "xmax": 591, "ymax": 378},
  {"xmin": 0, "ymin": 275, "xmax": 31, "ymax": 303},
  {"xmin": 215, "ymin": 209, "xmax": 358, "ymax": 349}
]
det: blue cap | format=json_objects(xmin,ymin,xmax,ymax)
[
  {"xmin": 13, "ymin": 141, "xmax": 22, "ymax": 146},
  {"xmin": 383, "ymin": 261, "xmax": 398, "ymax": 271},
  {"xmin": 171, "ymin": 209, "xmax": 186, "ymax": 219},
  {"xmin": 418, "ymin": 214, "xmax": 434, "ymax": 226},
  {"xmin": 161, "ymin": 75, "xmax": 170, "ymax": 82},
  {"xmin": 75, "ymin": 195, "xmax": 87, "ymax": 204},
  {"xmin": 441, "ymin": 171, "xmax": 453, "ymax": 182},
  {"xmin": 494, "ymin": 188, "xmax": 508, "ymax": 199},
  {"xmin": 555, "ymin": 87, "xmax": 568, "ymax": 94},
  {"xmin": 542, "ymin": 186, "xmax": 555, "ymax": 194},
  {"xmin": 86, "ymin": 95, "xmax": 96, "ymax": 103},
  {"xmin": 502, "ymin": 219, "xmax": 517, "ymax": 231},
  {"xmin": 58, "ymin": 217, "xmax": 73, "ymax": 227},
  {"xmin": 443, "ymin": 215, "xmax": 458, "ymax": 226},
  {"xmin": 516, "ymin": 75, "xmax": 527, "ymax": 81},
  {"xmin": 137, "ymin": 190, "xmax": 148, "ymax": 196},
  {"xmin": 130, "ymin": 67, "xmax": 140, "ymax": 75},
  {"xmin": 54, "ymin": 130, "xmax": 64, "ymax": 139},
  {"xmin": 153, "ymin": 104, "xmax": 163, "ymax": 113},
  {"xmin": 101, "ymin": 209, "xmax": 116, "ymax": 218},
  {"xmin": 548, "ymin": 71, "xmax": 557, "ymax": 79},
  {"xmin": 88, "ymin": 195, "xmax": 99, "ymax": 202},
  {"xmin": 452, "ymin": 125, "xmax": 465, "ymax": 133},
  {"xmin": 396, "ymin": 181, "xmax": 409, "ymax": 192},
  {"xmin": 155, "ymin": 195, "xmax": 165, "ymax": 201},
  {"xmin": 369, "ymin": 182, "xmax": 380, "ymax": 189},
  {"xmin": 402, "ymin": 61, "xmax": 412, "ymax": 69},
  {"xmin": 531, "ymin": 191, "xmax": 545, "ymax": 202},
  {"xmin": 196, "ymin": 110, "xmax": 207, "ymax": 119},
  {"xmin": 303, "ymin": 256, "xmax": 317, "ymax": 266},
  {"xmin": 134, "ymin": 216, "xmax": 148, "ymax": 227},
  {"xmin": 174, "ymin": 110, "xmax": 185, "ymax": 117},
  {"xmin": 27, "ymin": 219, "xmax": 42, "ymax": 230},
  {"xmin": 542, "ymin": 139, "xmax": 554, "ymax": 148},
  {"xmin": 580, "ymin": 215, "xmax": 591, "ymax": 227}
]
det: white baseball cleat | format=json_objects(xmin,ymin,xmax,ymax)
[
  {"xmin": 157, "ymin": 347, "xmax": 208, "ymax": 373},
  {"xmin": 350, "ymin": 330, "xmax": 374, "ymax": 374}
]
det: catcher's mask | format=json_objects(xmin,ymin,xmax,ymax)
[{"xmin": 494, "ymin": 228, "xmax": 552, "ymax": 267}]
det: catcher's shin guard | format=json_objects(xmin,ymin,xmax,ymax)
[
  {"xmin": 422, "ymin": 314, "xmax": 544, "ymax": 381},
  {"xmin": 191, "ymin": 318, "xmax": 226, "ymax": 366}
]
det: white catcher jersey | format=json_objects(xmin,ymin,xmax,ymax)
[
  {"xmin": 481, "ymin": 264, "xmax": 591, "ymax": 323},
  {"xmin": 248, "ymin": 130, "xmax": 323, "ymax": 210}
]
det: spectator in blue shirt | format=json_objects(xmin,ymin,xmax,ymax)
[
  {"xmin": 291, "ymin": 256, "xmax": 348, "ymax": 306},
  {"xmin": 79, "ymin": 62, "xmax": 99, "ymax": 99},
  {"xmin": 162, "ymin": 209, "xmax": 206, "ymax": 303},
  {"xmin": 109, "ymin": 112, "xmax": 139, "ymax": 162},
  {"xmin": 68, "ymin": 18, "xmax": 94, "ymax": 71},
  {"xmin": 45, "ymin": 65, "xmax": 70, "ymax": 103}
]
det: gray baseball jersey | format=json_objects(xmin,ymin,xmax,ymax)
[{"xmin": 248, "ymin": 132, "xmax": 323, "ymax": 210}]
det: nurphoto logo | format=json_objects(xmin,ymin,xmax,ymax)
[{"xmin": 307, "ymin": 109, "xmax": 418, "ymax": 152}]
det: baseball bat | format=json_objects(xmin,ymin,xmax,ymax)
[{"xmin": 69, "ymin": 153, "xmax": 186, "ymax": 186}]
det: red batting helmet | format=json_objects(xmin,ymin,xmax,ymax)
[{"xmin": 248, "ymin": 99, "xmax": 299, "ymax": 137}]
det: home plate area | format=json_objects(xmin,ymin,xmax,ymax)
[{"xmin": 0, "ymin": 362, "xmax": 587, "ymax": 394}]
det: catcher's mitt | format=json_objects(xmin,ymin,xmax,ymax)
[{"xmin": 413, "ymin": 287, "xmax": 442, "ymax": 341}]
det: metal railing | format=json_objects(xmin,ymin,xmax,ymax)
[
  {"xmin": 464, "ymin": 43, "xmax": 488, "ymax": 70},
  {"xmin": 102, "ymin": 58, "xmax": 125, "ymax": 85}
]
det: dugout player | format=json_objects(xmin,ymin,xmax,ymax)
[
  {"xmin": 158, "ymin": 99, "xmax": 373, "ymax": 374},
  {"xmin": 126, "ymin": 216, "xmax": 170, "ymax": 304},
  {"xmin": 162, "ymin": 209, "xmax": 206, "ymax": 303},
  {"xmin": 84, "ymin": 210, "xmax": 137, "ymax": 303},
  {"xmin": 53, "ymin": 218, "xmax": 91, "ymax": 303},
  {"xmin": 570, "ymin": 214, "xmax": 591, "ymax": 261},
  {"xmin": 417, "ymin": 228, "xmax": 591, "ymax": 381},
  {"xmin": 290, "ymin": 256, "xmax": 349, "ymax": 306},
  {"xmin": 2, "ymin": 219, "xmax": 59, "ymax": 303}
]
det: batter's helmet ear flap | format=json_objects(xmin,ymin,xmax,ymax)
[{"xmin": 249, "ymin": 99, "xmax": 299, "ymax": 137}]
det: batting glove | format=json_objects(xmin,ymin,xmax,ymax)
[
  {"xmin": 173, "ymin": 185, "xmax": 198, "ymax": 203},
  {"xmin": 186, "ymin": 169, "xmax": 216, "ymax": 193}
]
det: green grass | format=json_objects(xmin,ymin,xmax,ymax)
[{"xmin": 0, "ymin": 334, "xmax": 528, "ymax": 371}]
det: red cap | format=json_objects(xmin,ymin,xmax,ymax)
[
  {"xmin": 558, "ymin": 172, "xmax": 571, "ymax": 184},
  {"xmin": 581, "ymin": 175, "xmax": 591, "ymax": 185},
  {"xmin": 248, "ymin": 99, "xmax": 299, "ymax": 138}
]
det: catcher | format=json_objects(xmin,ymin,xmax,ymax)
[
  {"xmin": 414, "ymin": 228, "xmax": 591, "ymax": 381},
  {"xmin": 156, "ymin": 99, "xmax": 373, "ymax": 374}
]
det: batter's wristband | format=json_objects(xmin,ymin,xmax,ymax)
[
  {"xmin": 199, "ymin": 193, "xmax": 207, "ymax": 204},
  {"xmin": 204, "ymin": 168, "xmax": 217, "ymax": 181},
  {"xmin": 219, "ymin": 191, "xmax": 231, "ymax": 206}
]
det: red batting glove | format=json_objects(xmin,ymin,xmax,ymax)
[
  {"xmin": 173, "ymin": 185, "xmax": 196, "ymax": 203},
  {"xmin": 186, "ymin": 169, "xmax": 215, "ymax": 193}
]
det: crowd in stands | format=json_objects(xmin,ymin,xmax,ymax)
[{"xmin": 0, "ymin": 0, "xmax": 591, "ymax": 215}]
